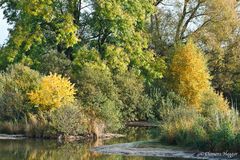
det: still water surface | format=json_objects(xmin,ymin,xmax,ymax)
[{"xmin": 0, "ymin": 128, "xmax": 194, "ymax": 160}]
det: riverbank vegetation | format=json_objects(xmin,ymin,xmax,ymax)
[{"xmin": 0, "ymin": 0, "xmax": 240, "ymax": 153}]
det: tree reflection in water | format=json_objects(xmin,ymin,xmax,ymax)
[{"xmin": 0, "ymin": 128, "xmax": 183, "ymax": 160}]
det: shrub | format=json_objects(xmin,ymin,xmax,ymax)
[
  {"xmin": 155, "ymin": 91, "xmax": 187, "ymax": 120},
  {"xmin": 190, "ymin": 120, "xmax": 209, "ymax": 149},
  {"xmin": 28, "ymin": 73, "xmax": 76, "ymax": 110},
  {"xmin": 200, "ymin": 91, "xmax": 240, "ymax": 133},
  {"xmin": 76, "ymin": 62, "xmax": 122, "ymax": 132},
  {"xmin": 160, "ymin": 94, "xmax": 240, "ymax": 152},
  {"xmin": 35, "ymin": 50, "xmax": 72, "ymax": 76},
  {"xmin": 114, "ymin": 71, "xmax": 153, "ymax": 121},
  {"xmin": 169, "ymin": 40, "xmax": 211, "ymax": 111},
  {"xmin": 76, "ymin": 62, "xmax": 117, "ymax": 103},
  {"xmin": 209, "ymin": 122, "xmax": 235, "ymax": 152},
  {"xmin": 233, "ymin": 132, "xmax": 240, "ymax": 152},
  {"xmin": 49, "ymin": 104, "xmax": 86, "ymax": 136},
  {"xmin": 0, "ymin": 64, "xmax": 41, "ymax": 121},
  {"xmin": 201, "ymin": 89, "xmax": 230, "ymax": 116},
  {"xmin": 204, "ymin": 109, "xmax": 240, "ymax": 152},
  {"xmin": 84, "ymin": 97, "xmax": 122, "ymax": 134},
  {"xmin": 159, "ymin": 92, "xmax": 208, "ymax": 147}
]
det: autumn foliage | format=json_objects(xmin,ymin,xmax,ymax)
[
  {"xmin": 28, "ymin": 73, "xmax": 76, "ymax": 110},
  {"xmin": 170, "ymin": 41, "xmax": 211, "ymax": 111}
]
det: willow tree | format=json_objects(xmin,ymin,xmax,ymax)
[{"xmin": 170, "ymin": 40, "xmax": 211, "ymax": 111}]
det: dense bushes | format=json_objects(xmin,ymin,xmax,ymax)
[
  {"xmin": 75, "ymin": 61, "xmax": 155, "ymax": 132},
  {"xmin": 159, "ymin": 94, "xmax": 198, "ymax": 144},
  {"xmin": 0, "ymin": 64, "xmax": 41, "ymax": 121},
  {"xmin": 49, "ymin": 104, "xmax": 86, "ymax": 136},
  {"xmin": 158, "ymin": 40, "xmax": 240, "ymax": 151},
  {"xmin": 76, "ymin": 62, "xmax": 122, "ymax": 132},
  {"xmin": 0, "ymin": 61, "xmax": 156, "ymax": 137},
  {"xmin": 35, "ymin": 51, "xmax": 72, "ymax": 76},
  {"xmin": 0, "ymin": 64, "xmax": 86, "ymax": 137},
  {"xmin": 0, "ymin": 113, "xmax": 50, "ymax": 138},
  {"xmin": 156, "ymin": 40, "xmax": 240, "ymax": 152},
  {"xmin": 114, "ymin": 71, "xmax": 153, "ymax": 121},
  {"xmin": 201, "ymin": 89, "xmax": 230, "ymax": 115},
  {"xmin": 153, "ymin": 91, "xmax": 188, "ymax": 120},
  {"xmin": 0, "ymin": 38, "xmax": 239, "ymax": 153},
  {"xmin": 159, "ymin": 89, "xmax": 240, "ymax": 152}
]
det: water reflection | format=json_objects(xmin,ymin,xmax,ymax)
[{"xmin": 0, "ymin": 127, "xmax": 190, "ymax": 160}]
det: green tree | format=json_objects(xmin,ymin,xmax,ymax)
[
  {"xmin": 0, "ymin": 0, "xmax": 78, "ymax": 68},
  {"xmin": 0, "ymin": 64, "xmax": 41, "ymax": 121},
  {"xmin": 35, "ymin": 50, "xmax": 72, "ymax": 76},
  {"xmin": 0, "ymin": 0, "xmax": 166, "ymax": 82},
  {"xmin": 114, "ymin": 71, "xmax": 154, "ymax": 121}
]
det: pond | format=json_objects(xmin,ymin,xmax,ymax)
[{"xmin": 0, "ymin": 127, "xmax": 197, "ymax": 160}]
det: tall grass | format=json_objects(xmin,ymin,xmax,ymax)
[
  {"xmin": 160, "ymin": 103, "xmax": 240, "ymax": 152},
  {"xmin": 0, "ymin": 121, "xmax": 24, "ymax": 134},
  {"xmin": 0, "ymin": 113, "xmax": 51, "ymax": 138}
]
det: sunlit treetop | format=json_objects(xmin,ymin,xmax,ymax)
[
  {"xmin": 170, "ymin": 40, "xmax": 211, "ymax": 111},
  {"xmin": 0, "ymin": 0, "xmax": 79, "ymax": 65},
  {"xmin": 0, "ymin": 0, "xmax": 166, "ymax": 82}
]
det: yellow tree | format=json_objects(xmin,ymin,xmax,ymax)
[
  {"xmin": 170, "ymin": 40, "xmax": 211, "ymax": 111},
  {"xmin": 28, "ymin": 73, "xmax": 76, "ymax": 110}
]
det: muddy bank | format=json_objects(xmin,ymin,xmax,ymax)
[
  {"xmin": 0, "ymin": 133, "xmax": 125, "ymax": 142},
  {"xmin": 57, "ymin": 133, "xmax": 125, "ymax": 142},
  {"xmin": 91, "ymin": 142, "xmax": 239, "ymax": 159},
  {"xmin": 126, "ymin": 121, "xmax": 158, "ymax": 127},
  {"xmin": 0, "ymin": 134, "xmax": 26, "ymax": 140}
]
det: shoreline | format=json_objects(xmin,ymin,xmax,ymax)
[
  {"xmin": 91, "ymin": 142, "xmax": 239, "ymax": 159},
  {"xmin": 0, "ymin": 133, "xmax": 125, "ymax": 142},
  {"xmin": 0, "ymin": 134, "xmax": 26, "ymax": 140},
  {"xmin": 1, "ymin": 133, "xmax": 239, "ymax": 159}
]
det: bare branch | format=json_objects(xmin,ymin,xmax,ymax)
[
  {"xmin": 180, "ymin": 1, "xmax": 204, "ymax": 39},
  {"xmin": 175, "ymin": 0, "xmax": 188, "ymax": 42},
  {"xmin": 81, "ymin": 3, "xmax": 93, "ymax": 10},
  {"xmin": 183, "ymin": 18, "xmax": 212, "ymax": 39},
  {"xmin": 155, "ymin": 0, "xmax": 164, "ymax": 6}
]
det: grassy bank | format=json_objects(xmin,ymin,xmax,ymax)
[{"xmin": 159, "ymin": 93, "xmax": 240, "ymax": 152}]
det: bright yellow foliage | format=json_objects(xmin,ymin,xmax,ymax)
[
  {"xmin": 28, "ymin": 73, "xmax": 76, "ymax": 110},
  {"xmin": 170, "ymin": 40, "xmax": 211, "ymax": 111}
]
